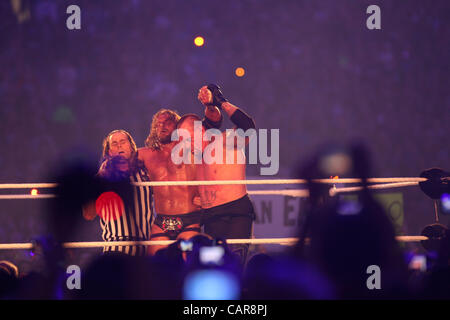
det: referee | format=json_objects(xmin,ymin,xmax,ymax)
[{"xmin": 83, "ymin": 129, "xmax": 153, "ymax": 256}]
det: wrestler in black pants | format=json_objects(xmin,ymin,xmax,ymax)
[{"xmin": 202, "ymin": 194, "xmax": 255, "ymax": 265}]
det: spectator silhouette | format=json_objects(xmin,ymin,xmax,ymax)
[
  {"xmin": 295, "ymin": 143, "xmax": 410, "ymax": 299},
  {"xmin": 0, "ymin": 260, "xmax": 19, "ymax": 298}
]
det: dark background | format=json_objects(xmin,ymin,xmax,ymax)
[{"xmin": 0, "ymin": 0, "xmax": 448, "ymax": 273}]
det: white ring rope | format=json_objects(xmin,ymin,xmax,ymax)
[
  {"xmin": 248, "ymin": 189, "xmax": 310, "ymax": 197},
  {"xmin": 133, "ymin": 177, "xmax": 427, "ymax": 186},
  {"xmin": 0, "ymin": 236, "xmax": 430, "ymax": 250},
  {"xmin": 0, "ymin": 181, "xmax": 420, "ymax": 200},
  {"xmin": 0, "ymin": 182, "xmax": 416, "ymax": 200},
  {"xmin": 0, "ymin": 183, "xmax": 58, "ymax": 189},
  {"xmin": 0, "ymin": 191, "xmax": 310, "ymax": 200},
  {"xmin": 330, "ymin": 182, "xmax": 419, "ymax": 196},
  {"xmin": 0, "ymin": 194, "xmax": 57, "ymax": 200},
  {"xmin": 0, "ymin": 177, "xmax": 428, "ymax": 190}
]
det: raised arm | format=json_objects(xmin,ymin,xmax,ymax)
[
  {"xmin": 199, "ymin": 84, "xmax": 255, "ymax": 149},
  {"xmin": 200, "ymin": 84, "xmax": 255, "ymax": 131}
]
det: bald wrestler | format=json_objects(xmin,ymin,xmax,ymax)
[{"xmin": 176, "ymin": 84, "xmax": 256, "ymax": 264}]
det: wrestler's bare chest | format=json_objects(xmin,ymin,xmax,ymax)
[{"xmin": 146, "ymin": 150, "xmax": 189, "ymax": 181}]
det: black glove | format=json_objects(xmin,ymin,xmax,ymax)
[{"xmin": 207, "ymin": 84, "xmax": 228, "ymax": 109}]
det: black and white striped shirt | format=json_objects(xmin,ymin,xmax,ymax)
[{"xmin": 99, "ymin": 167, "xmax": 153, "ymax": 256}]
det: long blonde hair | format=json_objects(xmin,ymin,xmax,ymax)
[{"xmin": 145, "ymin": 109, "xmax": 181, "ymax": 150}]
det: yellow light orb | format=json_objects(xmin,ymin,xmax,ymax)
[
  {"xmin": 235, "ymin": 67, "xmax": 245, "ymax": 77},
  {"xmin": 31, "ymin": 188, "xmax": 38, "ymax": 196},
  {"xmin": 194, "ymin": 36, "xmax": 205, "ymax": 47}
]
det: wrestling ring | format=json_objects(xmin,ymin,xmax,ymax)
[{"xmin": 0, "ymin": 171, "xmax": 448, "ymax": 252}]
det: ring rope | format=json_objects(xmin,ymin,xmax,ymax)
[
  {"xmin": 0, "ymin": 177, "xmax": 428, "ymax": 189},
  {"xmin": 248, "ymin": 189, "xmax": 309, "ymax": 197},
  {"xmin": 0, "ymin": 183, "xmax": 58, "ymax": 189},
  {"xmin": 0, "ymin": 194, "xmax": 57, "ymax": 200},
  {"xmin": 0, "ymin": 190, "xmax": 310, "ymax": 200},
  {"xmin": 132, "ymin": 177, "xmax": 427, "ymax": 186},
  {"xmin": 0, "ymin": 182, "xmax": 420, "ymax": 200},
  {"xmin": 330, "ymin": 182, "xmax": 419, "ymax": 196},
  {"xmin": 0, "ymin": 236, "xmax": 430, "ymax": 250}
]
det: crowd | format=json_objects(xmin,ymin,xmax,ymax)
[{"xmin": 0, "ymin": 143, "xmax": 449, "ymax": 300}]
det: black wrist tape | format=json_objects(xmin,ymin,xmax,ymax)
[
  {"xmin": 230, "ymin": 109, "xmax": 255, "ymax": 131},
  {"xmin": 202, "ymin": 114, "xmax": 223, "ymax": 130}
]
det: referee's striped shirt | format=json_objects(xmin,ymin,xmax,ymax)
[{"xmin": 99, "ymin": 167, "xmax": 153, "ymax": 256}]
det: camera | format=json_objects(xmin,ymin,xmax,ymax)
[
  {"xmin": 183, "ymin": 269, "xmax": 240, "ymax": 300},
  {"xmin": 440, "ymin": 193, "xmax": 450, "ymax": 215},
  {"xmin": 199, "ymin": 246, "xmax": 225, "ymax": 266},
  {"xmin": 408, "ymin": 255, "xmax": 427, "ymax": 272},
  {"xmin": 179, "ymin": 239, "xmax": 193, "ymax": 252}
]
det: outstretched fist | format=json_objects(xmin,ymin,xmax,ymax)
[
  {"xmin": 198, "ymin": 85, "xmax": 213, "ymax": 105},
  {"xmin": 198, "ymin": 84, "xmax": 228, "ymax": 109}
]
